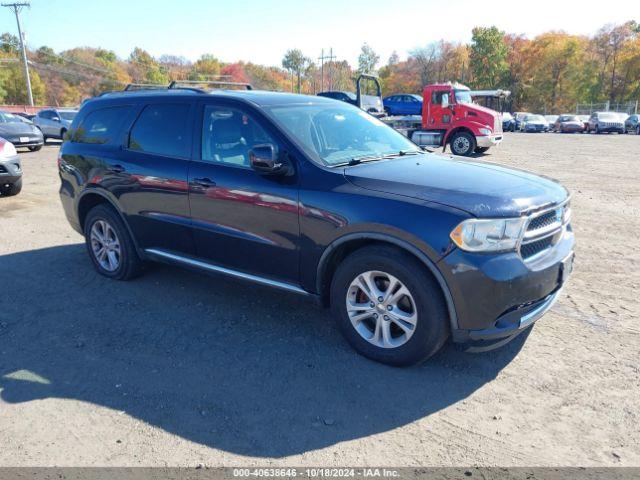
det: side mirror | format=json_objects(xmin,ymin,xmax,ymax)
[
  {"xmin": 249, "ymin": 144, "xmax": 285, "ymax": 175},
  {"xmin": 52, "ymin": 116, "xmax": 61, "ymax": 122}
]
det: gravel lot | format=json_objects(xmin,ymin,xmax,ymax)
[{"xmin": 0, "ymin": 133, "xmax": 638, "ymax": 467}]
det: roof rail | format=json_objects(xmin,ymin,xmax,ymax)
[
  {"xmin": 123, "ymin": 83, "xmax": 169, "ymax": 91},
  {"xmin": 168, "ymin": 80, "xmax": 253, "ymax": 91}
]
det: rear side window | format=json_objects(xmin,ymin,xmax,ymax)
[
  {"xmin": 72, "ymin": 106, "xmax": 130, "ymax": 144},
  {"xmin": 129, "ymin": 103, "xmax": 191, "ymax": 158}
]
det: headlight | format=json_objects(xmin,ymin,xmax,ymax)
[
  {"xmin": 478, "ymin": 128, "xmax": 492, "ymax": 135},
  {"xmin": 0, "ymin": 140, "xmax": 17, "ymax": 158},
  {"xmin": 450, "ymin": 218, "xmax": 526, "ymax": 252}
]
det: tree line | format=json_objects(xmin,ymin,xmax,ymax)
[{"xmin": 1, "ymin": 19, "xmax": 638, "ymax": 113}]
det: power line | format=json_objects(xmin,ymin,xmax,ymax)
[{"xmin": 2, "ymin": 2, "xmax": 33, "ymax": 105}]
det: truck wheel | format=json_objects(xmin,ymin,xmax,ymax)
[
  {"xmin": 450, "ymin": 131, "xmax": 476, "ymax": 156},
  {"xmin": 0, "ymin": 178, "xmax": 22, "ymax": 196},
  {"xmin": 84, "ymin": 204, "xmax": 144, "ymax": 280},
  {"xmin": 330, "ymin": 245, "xmax": 449, "ymax": 366},
  {"xmin": 474, "ymin": 146, "xmax": 490, "ymax": 154}
]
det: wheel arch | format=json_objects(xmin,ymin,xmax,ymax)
[
  {"xmin": 316, "ymin": 232, "xmax": 459, "ymax": 331},
  {"xmin": 443, "ymin": 126, "xmax": 475, "ymax": 146},
  {"xmin": 76, "ymin": 189, "xmax": 143, "ymax": 255}
]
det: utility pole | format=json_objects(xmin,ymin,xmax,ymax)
[
  {"xmin": 2, "ymin": 2, "xmax": 33, "ymax": 106},
  {"xmin": 318, "ymin": 48, "xmax": 335, "ymax": 92}
]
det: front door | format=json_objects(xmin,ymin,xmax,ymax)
[
  {"xmin": 188, "ymin": 102, "xmax": 300, "ymax": 283},
  {"xmin": 427, "ymin": 89, "xmax": 453, "ymax": 129}
]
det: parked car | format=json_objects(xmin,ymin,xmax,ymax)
[
  {"xmin": 501, "ymin": 112, "xmax": 516, "ymax": 132},
  {"xmin": 317, "ymin": 91, "xmax": 357, "ymax": 106},
  {"xmin": 0, "ymin": 111, "xmax": 44, "ymax": 151},
  {"xmin": 0, "ymin": 137, "xmax": 22, "ymax": 196},
  {"xmin": 520, "ymin": 114, "xmax": 548, "ymax": 132},
  {"xmin": 33, "ymin": 108, "xmax": 78, "ymax": 141},
  {"xmin": 383, "ymin": 94, "xmax": 423, "ymax": 116},
  {"xmin": 59, "ymin": 86, "xmax": 574, "ymax": 366},
  {"xmin": 544, "ymin": 115, "xmax": 558, "ymax": 131},
  {"xmin": 578, "ymin": 115, "xmax": 590, "ymax": 133},
  {"xmin": 554, "ymin": 114, "xmax": 584, "ymax": 133},
  {"xmin": 587, "ymin": 111, "xmax": 625, "ymax": 134},
  {"xmin": 624, "ymin": 114, "xmax": 639, "ymax": 134},
  {"xmin": 513, "ymin": 112, "xmax": 531, "ymax": 130}
]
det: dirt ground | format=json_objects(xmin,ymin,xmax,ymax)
[{"xmin": 0, "ymin": 133, "xmax": 638, "ymax": 467}]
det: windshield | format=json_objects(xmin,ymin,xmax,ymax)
[
  {"xmin": 59, "ymin": 111, "xmax": 77, "ymax": 121},
  {"xmin": 525, "ymin": 115, "xmax": 545, "ymax": 122},
  {"xmin": 561, "ymin": 115, "xmax": 579, "ymax": 122},
  {"xmin": 502, "ymin": 112, "xmax": 513, "ymax": 120},
  {"xmin": 598, "ymin": 112, "xmax": 618, "ymax": 121},
  {"xmin": 0, "ymin": 112, "xmax": 23, "ymax": 123},
  {"xmin": 267, "ymin": 104, "xmax": 421, "ymax": 166},
  {"xmin": 454, "ymin": 90, "xmax": 473, "ymax": 104}
]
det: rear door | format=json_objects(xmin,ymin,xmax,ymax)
[
  {"xmin": 113, "ymin": 100, "xmax": 196, "ymax": 255},
  {"xmin": 187, "ymin": 100, "xmax": 300, "ymax": 283}
]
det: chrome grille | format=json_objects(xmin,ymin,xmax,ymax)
[{"xmin": 520, "ymin": 201, "xmax": 570, "ymax": 261}]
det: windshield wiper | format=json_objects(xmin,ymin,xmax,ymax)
[{"xmin": 382, "ymin": 150, "xmax": 422, "ymax": 158}]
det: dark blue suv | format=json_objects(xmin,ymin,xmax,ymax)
[{"xmin": 58, "ymin": 84, "xmax": 575, "ymax": 366}]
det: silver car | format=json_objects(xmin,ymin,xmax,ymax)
[
  {"xmin": 33, "ymin": 108, "xmax": 78, "ymax": 141},
  {"xmin": 587, "ymin": 111, "xmax": 625, "ymax": 134}
]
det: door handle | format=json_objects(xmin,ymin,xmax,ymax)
[
  {"xmin": 192, "ymin": 177, "xmax": 216, "ymax": 188},
  {"xmin": 108, "ymin": 164, "xmax": 125, "ymax": 173}
]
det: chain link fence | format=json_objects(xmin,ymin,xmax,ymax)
[{"xmin": 576, "ymin": 101, "xmax": 638, "ymax": 115}]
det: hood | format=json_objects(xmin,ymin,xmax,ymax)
[
  {"xmin": 561, "ymin": 121, "xmax": 582, "ymax": 126},
  {"xmin": 343, "ymin": 154, "xmax": 568, "ymax": 218},
  {"xmin": 0, "ymin": 122, "xmax": 39, "ymax": 136},
  {"xmin": 525, "ymin": 120, "xmax": 546, "ymax": 125}
]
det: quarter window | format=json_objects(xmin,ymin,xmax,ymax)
[
  {"xmin": 72, "ymin": 106, "xmax": 130, "ymax": 144},
  {"xmin": 129, "ymin": 103, "xmax": 191, "ymax": 158},
  {"xmin": 201, "ymin": 106, "xmax": 275, "ymax": 167}
]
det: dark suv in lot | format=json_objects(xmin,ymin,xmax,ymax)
[{"xmin": 58, "ymin": 85, "xmax": 575, "ymax": 366}]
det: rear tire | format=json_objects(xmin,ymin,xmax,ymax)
[
  {"xmin": 330, "ymin": 245, "xmax": 449, "ymax": 366},
  {"xmin": 84, "ymin": 204, "xmax": 143, "ymax": 280},
  {"xmin": 449, "ymin": 131, "xmax": 476, "ymax": 156},
  {"xmin": 0, "ymin": 178, "xmax": 22, "ymax": 196}
]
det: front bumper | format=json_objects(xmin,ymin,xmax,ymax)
[
  {"xmin": 4, "ymin": 135, "xmax": 44, "ymax": 148},
  {"xmin": 439, "ymin": 226, "xmax": 575, "ymax": 349},
  {"xmin": 0, "ymin": 154, "xmax": 22, "ymax": 185},
  {"xmin": 475, "ymin": 134, "xmax": 503, "ymax": 148}
]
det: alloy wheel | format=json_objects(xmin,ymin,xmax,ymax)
[
  {"xmin": 346, "ymin": 270, "xmax": 418, "ymax": 349},
  {"xmin": 90, "ymin": 219, "xmax": 121, "ymax": 272}
]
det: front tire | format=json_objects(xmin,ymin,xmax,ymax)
[
  {"xmin": 330, "ymin": 245, "xmax": 449, "ymax": 366},
  {"xmin": 474, "ymin": 146, "xmax": 490, "ymax": 154},
  {"xmin": 449, "ymin": 131, "xmax": 476, "ymax": 156},
  {"xmin": 84, "ymin": 204, "xmax": 143, "ymax": 280},
  {"xmin": 28, "ymin": 145, "xmax": 42, "ymax": 152},
  {"xmin": 1, "ymin": 178, "xmax": 22, "ymax": 196}
]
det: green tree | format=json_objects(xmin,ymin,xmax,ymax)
[
  {"xmin": 282, "ymin": 49, "xmax": 310, "ymax": 93},
  {"xmin": 128, "ymin": 47, "xmax": 168, "ymax": 84},
  {"xmin": 0, "ymin": 32, "xmax": 19, "ymax": 55},
  {"xmin": 1, "ymin": 64, "xmax": 46, "ymax": 104},
  {"xmin": 188, "ymin": 54, "xmax": 221, "ymax": 81},
  {"xmin": 357, "ymin": 43, "xmax": 380, "ymax": 74},
  {"xmin": 470, "ymin": 26, "xmax": 509, "ymax": 88}
]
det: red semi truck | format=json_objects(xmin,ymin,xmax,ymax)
[{"xmin": 385, "ymin": 82, "xmax": 504, "ymax": 156}]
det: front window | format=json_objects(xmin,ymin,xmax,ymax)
[
  {"xmin": 597, "ymin": 112, "xmax": 617, "ymax": 121},
  {"xmin": 454, "ymin": 89, "xmax": 473, "ymax": 104},
  {"xmin": 525, "ymin": 115, "xmax": 545, "ymax": 122},
  {"xmin": 58, "ymin": 111, "xmax": 77, "ymax": 121},
  {"xmin": 267, "ymin": 104, "xmax": 420, "ymax": 167}
]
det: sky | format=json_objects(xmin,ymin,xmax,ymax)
[{"xmin": 0, "ymin": 0, "xmax": 637, "ymax": 67}]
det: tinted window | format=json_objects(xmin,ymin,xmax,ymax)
[
  {"xmin": 72, "ymin": 106, "xmax": 130, "ymax": 144},
  {"xmin": 431, "ymin": 91, "xmax": 447, "ymax": 104},
  {"xmin": 129, "ymin": 103, "xmax": 191, "ymax": 158},
  {"xmin": 39, "ymin": 110, "xmax": 53, "ymax": 119},
  {"xmin": 202, "ymin": 106, "xmax": 275, "ymax": 167}
]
